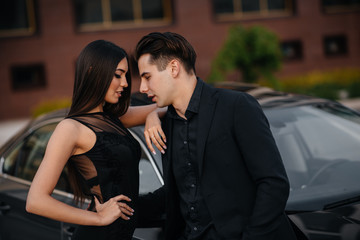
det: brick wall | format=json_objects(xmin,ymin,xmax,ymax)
[{"xmin": 0, "ymin": 0, "xmax": 359, "ymax": 120}]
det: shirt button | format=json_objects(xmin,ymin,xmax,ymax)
[
  {"xmin": 194, "ymin": 227, "xmax": 198, "ymax": 231},
  {"xmin": 190, "ymin": 207, "xmax": 195, "ymax": 211},
  {"xmin": 190, "ymin": 183, "xmax": 195, "ymax": 188},
  {"xmin": 184, "ymin": 141, "xmax": 187, "ymax": 144},
  {"xmin": 187, "ymin": 162, "xmax": 191, "ymax": 166}
]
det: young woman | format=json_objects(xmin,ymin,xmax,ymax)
[{"xmin": 26, "ymin": 40, "xmax": 165, "ymax": 239}]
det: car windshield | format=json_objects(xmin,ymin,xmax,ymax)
[{"xmin": 264, "ymin": 104, "xmax": 360, "ymax": 211}]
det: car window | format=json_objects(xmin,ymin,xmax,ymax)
[
  {"xmin": 1, "ymin": 123, "xmax": 72, "ymax": 192},
  {"xmin": 139, "ymin": 149, "xmax": 162, "ymax": 194},
  {"xmin": 2, "ymin": 121, "xmax": 163, "ymax": 195},
  {"xmin": 265, "ymin": 105, "xmax": 360, "ymax": 210},
  {"xmin": 3, "ymin": 123, "xmax": 57, "ymax": 180}
]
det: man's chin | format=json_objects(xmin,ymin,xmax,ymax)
[{"xmin": 155, "ymin": 101, "xmax": 167, "ymax": 108}]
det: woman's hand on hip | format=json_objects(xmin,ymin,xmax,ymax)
[{"xmin": 94, "ymin": 194, "xmax": 134, "ymax": 225}]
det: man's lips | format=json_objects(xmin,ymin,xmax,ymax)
[{"xmin": 148, "ymin": 95, "xmax": 156, "ymax": 102}]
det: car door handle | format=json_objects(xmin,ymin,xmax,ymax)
[
  {"xmin": 0, "ymin": 203, "xmax": 11, "ymax": 214},
  {"xmin": 62, "ymin": 225, "xmax": 75, "ymax": 236}
]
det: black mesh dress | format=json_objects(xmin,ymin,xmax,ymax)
[{"xmin": 66, "ymin": 112, "xmax": 141, "ymax": 240}]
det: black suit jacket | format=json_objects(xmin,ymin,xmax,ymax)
[{"xmin": 139, "ymin": 80, "xmax": 296, "ymax": 240}]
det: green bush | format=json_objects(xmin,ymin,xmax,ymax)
[
  {"xmin": 208, "ymin": 25, "xmax": 282, "ymax": 87},
  {"xmin": 32, "ymin": 98, "xmax": 71, "ymax": 118}
]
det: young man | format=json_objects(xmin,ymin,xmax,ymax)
[{"xmin": 136, "ymin": 32, "xmax": 296, "ymax": 240}]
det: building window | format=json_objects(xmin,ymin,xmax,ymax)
[
  {"xmin": 0, "ymin": 0, "xmax": 36, "ymax": 38},
  {"xmin": 73, "ymin": 0, "xmax": 172, "ymax": 31},
  {"xmin": 281, "ymin": 40, "xmax": 303, "ymax": 61},
  {"xmin": 323, "ymin": 35, "xmax": 348, "ymax": 57},
  {"xmin": 11, "ymin": 64, "xmax": 46, "ymax": 91},
  {"xmin": 212, "ymin": 0, "xmax": 294, "ymax": 21},
  {"xmin": 323, "ymin": 0, "xmax": 360, "ymax": 14}
]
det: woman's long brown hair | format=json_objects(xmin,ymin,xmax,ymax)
[{"xmin": 66, "ymin": 40, "xmax": 132, "ymax": 204}]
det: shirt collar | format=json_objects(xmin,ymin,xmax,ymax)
[{"xmin": 168, "ymin": 78, "xmax": 203, "ymax": 119}]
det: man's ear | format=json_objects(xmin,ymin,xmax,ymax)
[{"xmin": 169, "ymin": 59, "xmax": 180, "ymax": 78}]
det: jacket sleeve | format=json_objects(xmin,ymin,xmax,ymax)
[
  {"xmin": 233, "ymin": 93, "xmax": 290, "ymax": 240},
  {"xmin": 136, "ymin": 185, "xmax": 166, "ymax": 228}
]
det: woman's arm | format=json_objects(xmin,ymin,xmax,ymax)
[
  {"xmin": 26, "ymin": 119, "xmax": 133, "ymax": 226},
  {"xmin": 120, "ymin": 104, "xmax": 166, "ymax": 128},
  {"xmin": 120, "ymin": 104, "xmax": 167, "ymax": 153}
]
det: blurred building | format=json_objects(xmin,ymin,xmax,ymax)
[{"xmin": 0, "ymin": 0, "xmax": 359, "ymax": 120}]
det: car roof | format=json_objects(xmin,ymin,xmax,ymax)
[{"xmin": 213, "ymin": 81, "xmax": 340, "ymax": 109}]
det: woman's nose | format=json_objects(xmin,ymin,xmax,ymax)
[{"xmin": 121, "ymin": 77, "xmax": 128, "ymax": 88}]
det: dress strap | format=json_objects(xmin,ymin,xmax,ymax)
[{"xmin": 65, "ymin": 115, "xmax": 97, "ymax": 132}]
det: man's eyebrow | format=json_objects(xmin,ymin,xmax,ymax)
[{"xmin": 140, "ymin": 72, "xmax": 149, "ymax": 78}]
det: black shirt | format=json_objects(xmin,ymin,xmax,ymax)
[{"xmin": 168, "ymin": 79, "xmax": 213, "ymax": 239}]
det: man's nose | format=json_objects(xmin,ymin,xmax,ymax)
[{"xmin": 139, "ymin": 80, "xmax": 148, "ymax": 93}]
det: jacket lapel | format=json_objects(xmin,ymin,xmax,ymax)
[
  {"xmin": 197, "ymin": 83, "xmax": 219, "ymax": 177},
  {"xmin": 162, "ymin": 113, "xmax": 173, "ymax": 182}
]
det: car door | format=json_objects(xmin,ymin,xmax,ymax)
[
  {"xmin": 130, "ymin": 128, "xmax": 164, "ymax": 240},
  {"xmin": 0, "ymin": 121, "xmax": 74, "ymax": 240}
]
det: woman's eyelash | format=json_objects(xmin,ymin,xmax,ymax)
[{"xmin": 114, "ymin": 73, "xmax": 121, "ymax": 78}]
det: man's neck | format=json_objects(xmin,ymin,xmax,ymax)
[{"xmin": 172, "ymin": 75, "xmax": 197, "ymax": 119}]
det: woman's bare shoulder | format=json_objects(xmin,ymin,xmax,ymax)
[
  {"xmin": 56, "ymin": 118, "xmax": 95, "ymax": 154},
  {"xmin": 56, "ymin": 118, "xmax": 81, "ymax": 131},
  {"xmin": 51, "ymin": 118, "xmax": 84, "ymax": 141}
]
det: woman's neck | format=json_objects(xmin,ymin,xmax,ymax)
[{"xmin": 88, "ymin": 105, "xmax": 103, "ymax": 113}]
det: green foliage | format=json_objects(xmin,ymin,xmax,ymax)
[
  {"xmin": 208, "ymin": 25, "xmax": 282, "ymax": 85},
  {"xmin": 32, "ymin": 98, "xmax": 71, "ymax": 118},
  {"xmin": 269, "ymin": 68, "xmax": 360, "ymax": 100}
]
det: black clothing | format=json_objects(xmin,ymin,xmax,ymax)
[
  {"xmin": 66, "ymin": 112, "xmax": 141, "ymax": 240},
  {"xmin": 168, "ymin": 80, "xmax": 213, "ymax": 239},
  {"xmin": 139, "ymin": 79, "xmax": 297, "ymax": 240},
  {"xmin": 177, "ymin": 225, "xmax": 221, "ymax": 240}
]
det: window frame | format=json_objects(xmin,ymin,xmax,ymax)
[
  {"xmin": 281, "ymin": 40, "xmax": 303, "ymax": 61},
  {"xmin": 322, "ymin": 0, "xmax": 360, "ymax": 14},
  {"xmin": 212, "ymin": 0, "xmax": 294, "ymax": 22},
  {"xmin": 10, "ymin": 63, "xmax": 46, "ymax": 91},
  {"xmin": 73, "ymin": 0, "xmax": 173, "ymax": 32},
  {"xmin": 0, "ymin": 0, "xmax": 37, "ymax": 38},
  {"xmin": 323, "ymin": 34, "xmax": 348, "ymax": 57}
]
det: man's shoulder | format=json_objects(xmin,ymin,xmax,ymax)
[
  {"xmin": 211, "ymin": 84, "xmax": 254, "ymax": 102},
  {"xmin": 200, "ymin": 80, "xmax": 260, "ymax": 108}
]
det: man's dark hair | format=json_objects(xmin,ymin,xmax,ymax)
[{"xmin": 135, "ymin": 32, "xmax": 197, "ymax": 74}]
